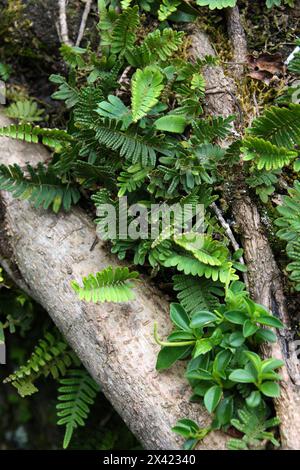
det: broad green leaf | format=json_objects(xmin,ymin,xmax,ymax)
[
  {"xmin": 131, "ymin": 66, "xmax": 164, "ymax": 122},
  {"xmin": 243, "ymin": 320, "xmax": 259, "ymax": 338},
  {"xmin": 246, "ymin": 390, "xmax": 262, "ymax": 408},
  {"xmin": 170, "ymin": 303, "xmax": 192, "ymax": 332},
  {"xmin": 193, "ymin": 339, "xmax": 212, "ymax": 357},
  {"xmin": 204, "ymin": 385, "xmax": 222, "ymax": 413},
  {"xmin": 156, "ymin": 345, "xmax": 191, "ymax": 370},
  {"xmin": 154, "ymin": 115, "xmax": 187, "ymax": 133},
  {"xmin": 229, "ymin": 369, "xmax": 256, "ymax": 383},
  {"xmin": 224, "ymin": 310, "xmax": 247, "ymax": 325},
  {"xmin": 260, "ymin": 381, "xmax": 281, "ymax": 397},
  {"xmin": 257, "ymin": 315, "xmax": 284, "ymax": 329},
  {"xmin": 190, "ymin": 311, "xmax": 218, "ymax": 328}
]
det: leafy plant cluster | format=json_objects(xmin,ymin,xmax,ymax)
[{"xmin": 1, "ymin": 4, "xmax": 299, "ymax": 450}]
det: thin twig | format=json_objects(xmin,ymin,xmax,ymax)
[
  {"xmin": 58, "ymin": 0, "xmax": 72, "ymax": 45},
  {"xmin": 76, "ymin": 0, "xmax": 93, "ymax": 46},
  {"xmin": 211, "ymin": 202, "xmax": 249, "ymax": 287}
]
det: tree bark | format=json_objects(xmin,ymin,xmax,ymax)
[
  {"xmin": 0, "ymin": 112, "xmax": 228, "ymax": 450},
  {"xmin": 189, "ymin": 22, "xmax": 300, "ymax": 450}
]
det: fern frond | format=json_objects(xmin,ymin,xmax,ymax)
[
  {"xmin": 158, "ymin": 0, "xmax": 181, "ymax": 21},
  {"xmin": 246, "ymin": 104, "xmax": 300, "ymax": 149},
  {"xmin": 173, "ymin": 275, "xmax": 222, "ymax": 314},
  {"xmin": 3, "ymin": 332, "xmax": 75, "ymax": 397},
  {"xmin": 96, "ymin": 95, "xmax": 132, "ymax": 130},
  {"xmin": 192, "ymin": 116, "xmax": 235, "ymax": 144},
  {"xmin": 71, "ymin": 266, "xmax": 139, "ymax": 303},
  {"xmin": 117, "ymin": 163, "xmax": 150, "ymax": 196},
  {"xmin": 0, "ymin": 163, "xmax": 80, "ymax": 213},
  {"xmin": 126, "ymin": 29, "xmax": 184, "ymax": 67},
  {"xmin": 196, "ymin": 0, "xmax": 236, "ymax": 9},
  {"xmin": 286, "ymin": 240, "xmax": 300, "ymax": 291},
  {"xmin": 242, "ymin": 137, "xmax": 297, "ymax": 170},
  {"xmin": 93, "ymin": 118, "xmax": 165, "ymax": 166},
  {"xmin": 111, "ymin": 6, "xmax": 140, "ymax": 54},
  {"xmin": 6, "ymin": 100, "xmax": 44, "ymax": 123},
  {"xmin": 276, "ymin": 181, "xmax": 300, "ymax": 241},
  {"xmin": 164, "ymin": 254, "xmax": 236, "ymax": 283},
  {"xmin": 131, "ymin": 66, "xmax": 164, "ymax": 122},
  {"xmin": 56, "ymin": 369, "xmax": 100, "ymax": 449},
  {"xmin": 0, "ymin": 123, "xmax": 72, "ymax": 150},
  {"xmin": 174, "ymin": 234, "xmax": 229, "ymax": 266}
]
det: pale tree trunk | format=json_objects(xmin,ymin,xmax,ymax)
[{"xmin": 0, "ymin": 112, "xmax": 228, "ymax": 450}]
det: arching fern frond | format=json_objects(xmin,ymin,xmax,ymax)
[
  {"xmin": 0, "ymin": 163, "xmax": 80, "ymax": 213},
  {"xmin": 196, "ymin": 0, "xmax": 236, "ymax": 9},
  {"xmin": 191, "ymin": 116, "xmax": 235, "ymax": 144},
  {"xmin": 93, "ymin": 118, "xmax": 165, "ymax": 166},
  {"xmin": 158, "ymin": 0, "xmax": 181, "ymax": 21},
  {"xmin": 117, "ymin": 163, "xmax": 150, "ymax": 196},
  {"xmin": 3, "ymin": 332, "xmax": 76, "ymax": 397},
  {"xmin": 71, "ymin": 266, "xmax": 139, "ymax": 303},
  {"xmin": 173, "ymin": 275, "xmax": 222, "ymax": 314},
  {"xmin": 174, "ymin": 234, "xmax": 230, "ymax": 267},
  {"xmin": 0, "ymin": 123, "xmax": 73, "ymax": 150},
  {"xmin": 276, "ymin": 181, "xmax": 300, "ymax": 241},
  {"xmin": 56, "ymin": 369, "xmax": 100, "ymax": 449},
  {"xmin": 111, "ymin": 6, "xmax": 140, "ymax": 54},
  {"xmin": 246, "ymin": 104, "xmax": 300, "ymax": 149},
  {"xmin": 131, "ymin": 66, "xmax": 164, "ymax": 122},
  {"xmin": 242, "ymin": 137, "xmax": 297, "ymax": 171}
]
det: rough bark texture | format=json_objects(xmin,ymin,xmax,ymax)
[
  {"xmin": 0, "ymin": 112, "xmax": 228, "ymax": 450},
  {"xmin": 189, "ymin": 22, "xmax": 300, "ymax": 450}
]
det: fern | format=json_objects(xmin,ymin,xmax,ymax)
[
  {"xmin": 71, "ymin": 266, "xmax": 139, "ymax": 303},
  {"xmin": 117, "ymin": 163, "xmax": 150, "ymax": 196},
  {"xmin": 5, "ymin": 100, "xmax": 44, "ymax": 123},
  {"xmin": 93, "ymin": 118, "xmax": 165, "ymax": 166},
  {"xmin": 227, "ymin": 405, "xmax": 280, "ymax": 450},
  {"xmin": 192, "ymin": 116, "xmax": 235, "ymax": 144},
  {"xmin": 0, "ymin": 123, "xmax": 72, "ymax": 150},
  {"xmin": 0, "ymin": 163, "xmax": 80, "ymax": 213},
  {"xmin": 276, "ymin": 181, "xmax": 300, "ymax": 241},
  {"xmin": 158, "ymin": 0, "xmax": 181, "ymax": 21},
  {"xmin": 246, "ymin": 104, "xmax": 300, "ymax": 150},
  {"xmin": 111, "ymin": 6, "xmax": 140, "ymax": 55},
  {"xmin": 3, "ymin": 332, "xmax": 75, "ymax": 397},
  {"xmin": 131, "ymin": 66, "xmax": 164, "ymax": 122},
  {"xmin": 195, "ymin": 0, "xmax": 236, "ymax": 8},
  {"xmin": 242, "ymin": 137, "xmax": 297, "ymax": 171},
  {"xmin": 173, "ymin": 274, "xmax": 222, "ymax": 314},
  {"xmin": 56, "ymin": 369, "xmax": 100, "ymax": 449},
  {"xmin": 126, "ymin": 29, "xmax": 184, "ymax": 67}
]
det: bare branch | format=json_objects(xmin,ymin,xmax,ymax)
[
  {"xmin": 76, "ymin": 0, "xmax": 93, "ymax": 47},
  {"xmin": 58, "ymin": 0, "xmax": 72, "ymax": 45}
]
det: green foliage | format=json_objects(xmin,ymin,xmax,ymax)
[
  {"xmin": 155, "ymin": 282, "xmax": 284, "ymax": 446},
  {"xmin": 0, "ymin": 123, "xmax": 73, "ymax": 149},
  {"xmin": 227, "ymin": 405, "xmax": 280, "ymax": 450},
  {"xmin": 3, "ymin": 332, "xmax": 76, "ymax": 397},
  {"xmin": 131, "ymin": 66, "xmax": 164, "ymax": 122},
  {"xmin": 5, "ymin": 100, "xmax": 44, "ymax": 123},
  {"xmin": 195, "ymin": 0, "xmax": 236, "ymax": 9},
  {"xmin": 56, "ymin": 369, "xmax": 100, "ymax": 449},
  {"xmin": 111, "ymin": 6, "xmax": 140, "ymax": 54},
  {"xmin": 242, "ymin": 137, "xmax": 297, "ymax": 171},
  {"xmin": 276, "ymin": 181, "xmax": 300, "ymax": 290},
  {"xmin": 0, "ymin": 163, "xmax": 80, "ymax": 213},
  {"xmin": 71, "ymin": 266, "xmax": 139, "ymax": 303}
]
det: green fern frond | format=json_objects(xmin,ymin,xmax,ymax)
[
  {"xmin": 286, "ymin": 240, "xmax": 300, "ymax": 290},
  {"xmin": 126, "ymin": 29, "xmax": 184, "ymax": 67},
  {"xmin": 3, "ymin": 332, "xmax": 75, "ymax": 397},
  {"xmin": 56, "ymin": 369, "xmax": 100, "ymax": 449},
  {"xmin": 164, "ymin": 254, "xmax": 236, "ymax": 283},
  {"xmin": 0, "ymin": 163, "xmax": 80, "ymax": 213},
  {"xmin": 111, "ymin": 6, "xmax": 140, "ymax": 54},
  {"xmin": 246, "ymin": 104, "xmax": 300, "ymax": 149},
  {"xmin": 242, "ymin": 137, "xmax": 297, "ymax": 171},
  {"xmin": 93, "ymin": 118, "xmax": 164, "ymax": 166},
  {"xmin": 174, "ymin": 234, "xmax": 229, "ymax": 266},
  {"xmin": 60, "ymin": 44, "xmax": 86, "ymax": 68},
  {"xmin": 6, "ymin": 100, "xmax": 44, "ymax": 123},
  {"xmin": 117, "ymin": 163, "xmax": 150, "ymax": 196},
  {"xmin": 276, "ymin": 181, "xmax": 300, "ymax": 241},
  {"xmin": 173, "ymin": 275, "xmax": 222, "ymax": 314},
  {"xmin": 196, "ymin": 0, "xmax": 236, "ymax": 9},
  {"xmin": 0, "ymin": 123, "xmax": 73, "ymax": 150},
  {"xmin": 131, "ymin": 66, "xmax": 164, "ymax": 122},
  {"xmin": 192, "ymin": 116, "xmax": 235, "ymax": 144},
  {"xmin": 158, "ymin": 0, "xmax": 181, "ymax": 21},
  {"xmin": 96, "ymin": 95, "xmax": 132, "ymax": 130},
  {"xmin": 50, "ymin": 74, "xmax": 79, "ymax": 108},
  {"xmin": 71, "ymin": 266, "xmax": 139, "ymax": 303}
]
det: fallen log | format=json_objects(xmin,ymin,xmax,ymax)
[
  {"xmin": 0, "ymin": 112, "xmax": 228, "ymax": 450},
  {"xmin": 189, "ymin": 17, "xmax": 300, "ymax": 449}
]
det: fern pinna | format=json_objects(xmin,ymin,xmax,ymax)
[
  {"xmin": 1, "ymin": 4, "xmax": 298, "ymax": 450},
  {"xmin": 57, "ymin": 369, "xmax": 100, "ymax": 449}
]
